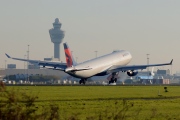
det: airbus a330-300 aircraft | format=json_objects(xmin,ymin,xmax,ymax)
[{"xmin": 6, "ymin": 43, "xmax": 173, "ymax": 84}]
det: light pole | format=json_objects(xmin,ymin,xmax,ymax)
[
  {"xmin": 24, "ymin": 55, "xmax": 26, "ymax": 69},
  {"xmin": 5, "ymin": 60, "xmax": 7, "ymax": 80},
  {"xmin": 171, "ymin": 64, "xmax": 173, "ymax": 75},
  {"xmin": 27, "ymin": 45, "xmax": 30, "ymax": 82},
  {"xmin": 146, "ymin": 54, "xmax": 150, "ymax": 79},
  {"xmin": 5, "ymin": 60, "xmax": 7, "ymax": 69},
  {"xmin": 95, "ymin": 51, "xmax": 98, "ymax": 58},
  {"xmin": 24, "ymin": 55, "xmax": 26, "ymax": 78}
]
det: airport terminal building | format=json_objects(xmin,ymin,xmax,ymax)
[{"xmin": 0, "ymin": 68, "xmax": 68, "ymax": 83}]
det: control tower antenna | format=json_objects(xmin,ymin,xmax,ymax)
[{"xmin": 49, "ymin": 18, "xmax": 65, "ymax": 60}]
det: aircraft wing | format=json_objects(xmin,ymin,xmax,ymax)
[
  {"xmin": 5, "ymin": 53, "xmax": 67, "ymax": 71},
  {"xmin": 107, "ymin": 59, "xmax": 173, "ymax": 73}
]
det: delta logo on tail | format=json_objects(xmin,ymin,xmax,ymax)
[{"xmin": 63, "ymin": 43, "xmax": 73, "ymax": 67}]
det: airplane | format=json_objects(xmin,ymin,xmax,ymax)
[
  {"xmin": 135, "ymin": 67, "xmax": 154, "ymax": 80},
  {"xmin": 5, "ymin": 43, "xmax": 173, "ymax": 85}
]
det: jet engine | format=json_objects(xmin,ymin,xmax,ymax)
[{"xmin": 127, "ymin": 70, "xmax": 138, "ymax": 76}]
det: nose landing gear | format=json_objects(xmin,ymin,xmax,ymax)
[{"xmin": 79, "ymin": 79, "xmax": 87, "ymax": 85}]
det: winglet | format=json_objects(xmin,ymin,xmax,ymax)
[
  {"xmin": 5, "ymin": 53, "xmax": 11, "ymax": 58},
  {"xmin": 170, "ymin": 59, "xmax": 173, "ymax": 65}
]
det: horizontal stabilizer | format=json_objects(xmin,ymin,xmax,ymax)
[
  {"xmin": 65, "ymin": 67, "xmax": 92, "ymax": 72},
  {"xmin": 73, "ymin": 68, "xmax": 92, "ymax": 71}
]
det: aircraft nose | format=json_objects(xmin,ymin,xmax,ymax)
[
  {"xmin": 130, "ymin": 54, "xmax": 132, "ymax": 58},
  {"xmin": 129, "ymin": 53, "xmax": 132, "ymax": 60}
]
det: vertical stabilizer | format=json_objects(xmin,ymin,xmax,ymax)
[{"xmin": 63, "ymin": 43, "xmax": 77, "ymax": 67}]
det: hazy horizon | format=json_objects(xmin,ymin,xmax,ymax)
[{"xmin": 0, "ymin": 0, "xmax": 179, "ymax": 74}]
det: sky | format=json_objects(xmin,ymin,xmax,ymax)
[{"xmin": 0, "ymin": 0, "xmax": 179, "ymax": 74}]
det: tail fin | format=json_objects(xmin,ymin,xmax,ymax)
[{"xmin": 63, "ymin": 43, "xmax": 77, "ymax": 67}]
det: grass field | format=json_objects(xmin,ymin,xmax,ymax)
[{"xmin": 4, "ymin": 85, "xmax": 180, "ymax": 119}]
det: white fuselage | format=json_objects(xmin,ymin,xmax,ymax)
[{"xmin": 66, "ymin": 50, "xmax": 132, "ymax": 78}]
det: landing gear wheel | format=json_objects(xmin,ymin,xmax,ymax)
[
  {"xmin": 79, "ymin": 79, "xmax": 86, "ymax": 85},
  {"xmin": 114, "ymin": 78, "xmax": 117, "ymax": 83},
  {"xmin": 109, "ymin": 80, "xmax": 112, "ymax": 84},
  {"xmin": 82, "ymin": 79, "xmax": 86, "ymax": 85},
  {"xmin": 79, "ymin": 80, "xmax": 82, "ymax": 84}
]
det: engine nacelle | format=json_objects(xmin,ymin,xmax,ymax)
[{"xmin": 127, "ymin": 71, "xmax": 138, "ymax": 76}]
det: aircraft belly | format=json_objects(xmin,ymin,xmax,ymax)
[{"xmin": 74, "ymin": 70, "xmax": 95, "ymax": 78}]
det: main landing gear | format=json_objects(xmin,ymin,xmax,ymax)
[
  {"xmin": 109, "ymin": 78, "xmax": 117, "ymax": 84},
  {"xmin": 109, "ymin": 72, "xmax": 118, "ymax": 84},
  {"xmin": 79, "ymin": 79, "xmax": 87, "ymax": 85}
]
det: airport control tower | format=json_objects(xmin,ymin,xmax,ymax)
[{"xmin": 49, "ymin": 18, "xmax": 65, "ymax": 60}]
